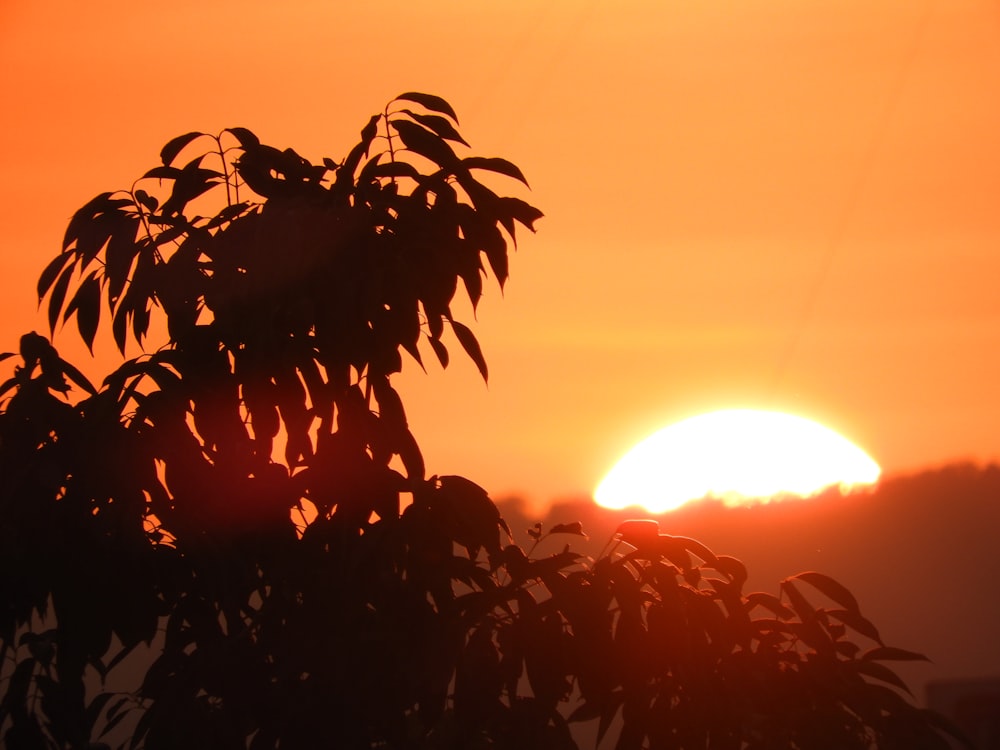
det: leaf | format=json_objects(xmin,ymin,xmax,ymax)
[
  {"xmin": 84, "ymin": 692, "xmax": 115, "ymax": 735},
  {"xmin": 390, "ymin": 119, "xmax": 460, "ymax": 170},
  {"xmin": 47, "ymin": 263, "xmax": 76, "ymax": 333},
  {"xmin": 159, "ymin": 131, "xmax": 204, "ymax": 166},
  {"xmin": 99, "ymin": 698, "xmax": 133, "ymax": 739},
  {"xmin": 852, "ymin": 659, "xmax": 914, "ymax": 696},
  {"xmin": 428, "ymin": 335, "xmax": 449, "ymax": 368},
  {"xmin": 780, "ymin": 579, "xmax": 816, "ymax": 622},
  {"xmin": 459, "ymin": 260, "xmax": 484, "ymax": 310},
  {"xmin": 112, "ymin": 304, "xmax": 128, "ymax": 354},
  {"xmin": 616, "ymin": 519, "xmax": 660, "ymax": 548},
  {"xmin": 434, "ymin": 475, "xmax": 504, "ymax": 557},
  {"xmin": 826, "ymin": 608, "xmax": 882, "ymax": 644},
  {"xmin": 132, "ymin": 300, "xmax": 151, "ymax": 345},
  {"xmin": 479, "ymin": 224, "xmax": 509, "ymax": 289},
  {"xmin": 549, "ymin": 522, "xmax": 587, "ymax": 538},
  {"xmin": 105, "ymin": 216, "xmax": 141, "ymax": 307},
  {"xmin": 142, "ymin": 166, "xmax": 183, "ymax": 181},
  {"xmin": 0, "ymin": 375, "xmax": 18, "ymax": 399},
  {"xmin": 596, "ymin": 693, "xmax": 624, "ymax": 748},
  {"xmin": 462, "ymin": 156, "xmax": 529, "ymax": 186},
  {"xmin": 60, "ymin": 357, "xmax": 97, "ymax": 395},
  {"xmin": 64, "ymin": 273, "xmax": 102, "ymax": 352},
  {"xmin": 497, "ymin": 196, "xmax": 544, "ymax": 242},
  {"xmin": 61, "ymin": 192, "xmax": 131, "ymax": 251},
  {"xmin": 397, "ymin": 429, "xmax": 425, "ymax": 482},
  {"xmin": 133, "ymin": 189, "xmax": 158, "ymax": 212},
  {"xmin": 334, "ymin": 114, "xmax": 381, "ymax": 195},
  {"xmin": 793, "ymin": 571, "xmax": 861, "ymax": 614},
  {"xmin": 395, "ymin": 91, "xmax": 460, "ymax": 122},
  {"xmin": 713, "ymin": 555, "xmax": 748, "ymax": 588},
  {"xmin": 400, "ymin": 110, "xmax": 469, "ymax": 146},
  {"xmin": 160, "ymin": 159, "xmax": 223, "ymax": 216},
  {"xmin": 373, "ymin": 378, "xmax": 407, "ymax": 431},
  {"xmin": 202, "ymin": 201, "xmax": 252, "ymax": 230},
  {"xmin": 673, "ymin": 535, "xmax": 718, "ymax": 565},
  {"xmin": 450, "ymin": 319, "xmax": 488, "ymax": 382},
  {"xmin": 36, "ymin": 253, "xmax": 72, "ymax": 300},
  {"xmin": 862, "ymin": 646, "xmax": 929, "ymax": 662},
  {"xmin": 224, "ymin": 126, "xmax": 260, "ymax": 149},
  {"xmin": 363, "ymin": 160, "xmax": 424, "ymax": 182},
  {"xmin": 746, "ymin": 591, "xmax": 795, "ymax": 620}
]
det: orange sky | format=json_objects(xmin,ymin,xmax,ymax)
[{"xmin": 3, "ymin": 0, "xmax": 1000, "ymax": 506}]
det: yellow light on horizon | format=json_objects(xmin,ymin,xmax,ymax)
[{"xmin": 595, "ymin": 409, "xmax": 881, "ymax": 513}]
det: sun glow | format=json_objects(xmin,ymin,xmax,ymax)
[{"xmin": 595, "ymin": 410, "xmax": 881, "ymax": 513}]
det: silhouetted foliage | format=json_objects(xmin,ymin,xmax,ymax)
[{"xmin": 0, "ymin": 94, "xmax": 966, "ymax": 749}]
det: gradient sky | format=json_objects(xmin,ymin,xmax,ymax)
[{"xmin": 2, "ymin": 0, "xmax": 1000, "ymax": 505}]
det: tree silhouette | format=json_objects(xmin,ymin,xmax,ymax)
[{"xmin": 0, "ymin": 93, "xmax": 966, "ymax": 749}]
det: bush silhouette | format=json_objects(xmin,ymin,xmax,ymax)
[{"xmin": 0, "ymin": 93, "xmax": 966, "ymax": 749}]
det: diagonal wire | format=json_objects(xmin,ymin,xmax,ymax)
[{"xmin": 767, "ymin": 0, "xmax": 935, "ymax": 398}]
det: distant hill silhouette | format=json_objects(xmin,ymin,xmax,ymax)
[{"xmin": 497, "ymin": 461, "xmax": 1000, "ymax": 705}]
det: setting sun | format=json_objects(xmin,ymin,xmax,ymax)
[{"xmin": 595, "ymin": 409, "xmax": 880, "ymax": 513}]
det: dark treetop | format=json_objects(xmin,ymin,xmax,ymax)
[{"xmin": 0, "ymin": 93, "xmax": 966, "ymax": 750}]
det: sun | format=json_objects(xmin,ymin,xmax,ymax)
[{"xmin": 594, "ymin": 409, "xmax": 880, "ymax": 513}]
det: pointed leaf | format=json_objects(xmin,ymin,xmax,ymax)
[
  {"xmin": 397, "ymin": 429, "xmax": 425, "ymax": 482},
  {"xmin": 746, "ymin": 591, "xmax": 795, "ymax": 620},
  {"xmin": 142, "ymin": 166, "xmax": 183, "ymax": 181},
  {"xmin": 224, "ymin": 126, "xmax": 260, "ymax": 149},
  {"xmin": 674, "ymin": 535, "xmax": 719, "ymax": 565},
  {"xmin": 497, "ymin": 196, "xmax": 544, "ymax": 242},
  {"xmin": 390, "ymin": 119, "xmax": 460, "ymax": 169},
  {"xmin": 84, "ymin": 692, "xmax": 115, "ymax": 735},
  {"xmin": 460, "ymin": 261, "xmax": 484, "ymax": 309},
  {"xmin": 160, "ymin": 131, "xmax": 204, "ymax": 166},
  {"xmin": 373, "ymin": 378, "xmax": 408, "ymax": 431},
  {"xmin": 60, "ymin": 357, "xmax": 97, "ymax": 395},
  {"xmin": 462, "ymin": 156, "xmax": 529, "ymax": 186},
  {"xmin": 780, "ymin": 579, "xmax": 816, "ymax": 622},
  {"xmin": 112, "ymin": 305, "xmax": 128, "ymax": 354},
  {"xmin": 336, "ymin": 114, "xmax": 381, "ymax": 187},
  {"xmin": 0, "ymin": 376, "xmax": 17, "ymax": 399},
  {"xmin": 48, "ymin": 263, "xmax": 76, "ymax": 333},
  {"xmin": 549, "ymin": 522, "xmax": 587, "ymax": 538},
  {"xmin": 132, "ymin": 301, "xmax": 151, "ymax": 345},
  {"xmin": 61, "ymin": 192, "xmax": 130, "ymax": 251},
  {"xmin": 794, "ymin": 571, "xmax": 861, "ymax": 614},
  {"xmin": 862, "ymin": 646, "xmax": 928, "ymax": 662},
  {"xmin": 597, "ymin": 694, "xmax": 623, "ymax": 747},
  {"xmin": 713, "ymin": 555, "xmax": 748, "ymax": 588},
  {"xmin": 364, "ymin": 160, "xmax": 423, "ymax": 182},
  {"xmin": 826, "ymin": 608, "xmax": 882, "ymax": 644},
  {"xmin": 395, "ymin": 92, "xmax": 459, "ymax": 122},
  {"xmin": 852, "ymin": 659, "xmax": 914, "ymax": 696},
  {"xmin": 428, "ymin": 335, "xmax": 449, "ymax": 368},
  {"xmin": 67, "ymin": 274, "xmax": 102, "ymax": 352},
  {"xmin": 450, "ymin": 319, "xmax": 488, "ymax": 382},
  {"xmin": 37, "ymin": 253, "xmax": 72, "ymax": 300},
  {"xmin": 479, "ymin": 224, "xmax": 508, "ymax": 289},
  {"xmin": 400, "ymin": 110, "xmax": 469, "ymax": 146},
  {"xmin": 105, "ymin": 217, "xmax": 141, "ymax": 307}
]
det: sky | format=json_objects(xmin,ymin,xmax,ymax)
[{"xmin": 2, "ymin": 0, "xmax": 1000, "ymax": 506}]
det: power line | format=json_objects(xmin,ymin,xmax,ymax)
[{"xmin": 767, "ymin": 0, "xmax": 935, "ymax": 398}]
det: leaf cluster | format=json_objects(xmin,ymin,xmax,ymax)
[{"xmin": 0, "ymin": 95, "xmax": 968, "ymax": 749}]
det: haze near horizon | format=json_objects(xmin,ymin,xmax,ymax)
[{"xmin": 2, "ymin": 1, "xmax": 999, "ymax": 504}]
